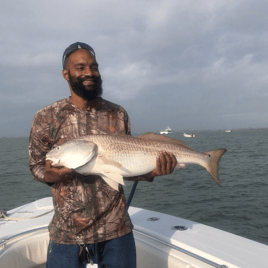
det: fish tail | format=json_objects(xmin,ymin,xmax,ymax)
[{"xmin": 203, "ymin": 149, "xmax": 227, "ymax": 186}]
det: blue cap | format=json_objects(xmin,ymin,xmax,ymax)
[{"xmin": 62, "ymin": 42, "xmax": 96, "ymax": 69}]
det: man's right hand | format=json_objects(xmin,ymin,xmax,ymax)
[{"xmin": 44, "ymin": 160, "xmax": 75, "ymax": 183}]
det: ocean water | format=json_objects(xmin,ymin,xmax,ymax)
[{"xmin": 0, "ymin": 129, "xmax": 268, "ymax": 245}]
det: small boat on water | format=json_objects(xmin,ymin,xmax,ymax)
[
  {"xmin": 1, "ymin": 197, "xmax": 268, "ymax": 267},
  {"xmin": 183, "ymin": 133, "xmax": 195, "ymax": 138},
  {"xmin": 160, "ymin": 126, "xmax": 174, "ymax": 135},
  {"xmin": 225, "ymin": 130, "xmax": 232, "ymax": 133}
]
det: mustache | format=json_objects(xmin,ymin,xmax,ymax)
[{"xmin": 78, "ymin": 75, "xmax": 101, "ymax": 83}]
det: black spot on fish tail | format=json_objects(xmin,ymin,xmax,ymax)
[{"xmin": 203, "ymin": 149, "xmax": 227, "ymax": 186}]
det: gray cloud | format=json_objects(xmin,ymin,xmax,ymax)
[{"xmin": 1, "ymin": 0, "xmax": 268, "ymax": 137}]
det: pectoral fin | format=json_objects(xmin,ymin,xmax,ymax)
[
  {"xmin": 98, "ymin": 153, "xmax": 131, "ymax": 175},
  {"xmin": 98, "ymin": 153, "xmax": 123, "ymax": 168}
]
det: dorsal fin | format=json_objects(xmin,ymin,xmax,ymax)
[{"xmin": 137, "ymin": 132, "xmax": 193, "ymax": 150}]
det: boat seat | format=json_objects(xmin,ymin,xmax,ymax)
[
  {"xmin": 0, "ymin": 229, "xmax": 49, "ymax": 268},
  {"xmin": 0, "ymin": 228, "xmax": 99, "ymax": 268}
]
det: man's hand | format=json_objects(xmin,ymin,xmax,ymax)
[
  {"xmin": 139, "ymin": 152, "xmax": 177, "ymax": 181},
  {"xmin": 44, "ymin": 160, "xmax": 75, "ymax": 183},
  {"xmin": 150, "ymin": 152, "xmax": 177, "ymax": 177}
]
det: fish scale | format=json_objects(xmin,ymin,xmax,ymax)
[{"xmin": 84, "ymin": 135, "xmax": 208, "ymax": 167}]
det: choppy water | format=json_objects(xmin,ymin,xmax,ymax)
[{"xmin": 0, "ymin": 129, "xmax": 268, "ymax": 245}]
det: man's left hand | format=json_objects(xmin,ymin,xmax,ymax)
[{"xmin": 149, "ymin": 152, "xmax": 177, "ymax": 177}]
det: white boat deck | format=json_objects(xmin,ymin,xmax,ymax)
[
  {"xmin": 1, "ymin": 197, "xmax": 268, "ymax": 268},
  {"xmin": 130, "ymin": 207, "xmax": 268, "ymax": 267}
]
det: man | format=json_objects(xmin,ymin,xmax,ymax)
[{"xmin": 29, "ymin": 42, "xmax": 177, "ymax": 268}]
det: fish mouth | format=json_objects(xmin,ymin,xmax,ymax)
[{"xmin": 46, "ymin": 157, "xmax": 60, "ymax": 166}]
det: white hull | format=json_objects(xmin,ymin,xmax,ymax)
[
  {"xmin": 183, "ymin": 133, "xmax": 195, "ymax": 138},
  {"xmin": 160, "ymin": 131, "xmax": 174, "ymax": 135},
  {"xmin": 1, "ymin": 197, "xmax": 268, "ymax": 268},
  {"xmin": 160, "ymin": 126, "xmax": 173, "ymax": 135}
]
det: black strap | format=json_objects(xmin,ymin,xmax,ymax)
[
  {"xmin": 127, "ymin": 181, "xmax": 138, "ymax": 209},
  {"xmin": 78, "ymin": 244, "xmax": 93, "ymax": 266}
]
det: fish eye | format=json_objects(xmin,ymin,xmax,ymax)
[{"xmin": 57, "ymin": 147, "xmax": 60, "ymax": 150}]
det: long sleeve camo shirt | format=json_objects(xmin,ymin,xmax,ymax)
[{"xmin": 29, "ymin": 96, "xmax": 139, "ymax": 244}]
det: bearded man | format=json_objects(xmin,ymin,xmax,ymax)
[{"xmin": 29, "ymin": 42, "xmax": 177, "ymax": 268}]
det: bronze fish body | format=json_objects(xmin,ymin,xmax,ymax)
[{"xmin": 46, "ymin": 133, "xmax": 227, "ymax": 190}]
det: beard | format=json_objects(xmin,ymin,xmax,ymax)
[{"xmin": 69, "ymin": 73, "xmax": 103, "ymax": 101}]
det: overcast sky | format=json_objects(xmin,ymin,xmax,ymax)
[{"xmin": 1, "ymin": 0, "xmax": 268, "ymax": 137}]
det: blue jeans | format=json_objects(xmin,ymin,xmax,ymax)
[{"xmin": 46, "ymin": 232, "xmax": 136, "ymax": 268}]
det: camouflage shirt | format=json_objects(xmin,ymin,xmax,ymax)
[{"xmin": 29, "ymin": 97, "xmax": 137, "ymax": 244}]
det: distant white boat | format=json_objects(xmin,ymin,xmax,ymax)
[
  {"xmin": 225, "ymin": 130, "xmax": 232, "ymax": 133},
  {"xmin": 183, "ymin": 133, "xmax": 195, "ymax": 138},
  {"xmin": 160, "ymin": 126, "xmax": 173, "ymax": 135}
]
